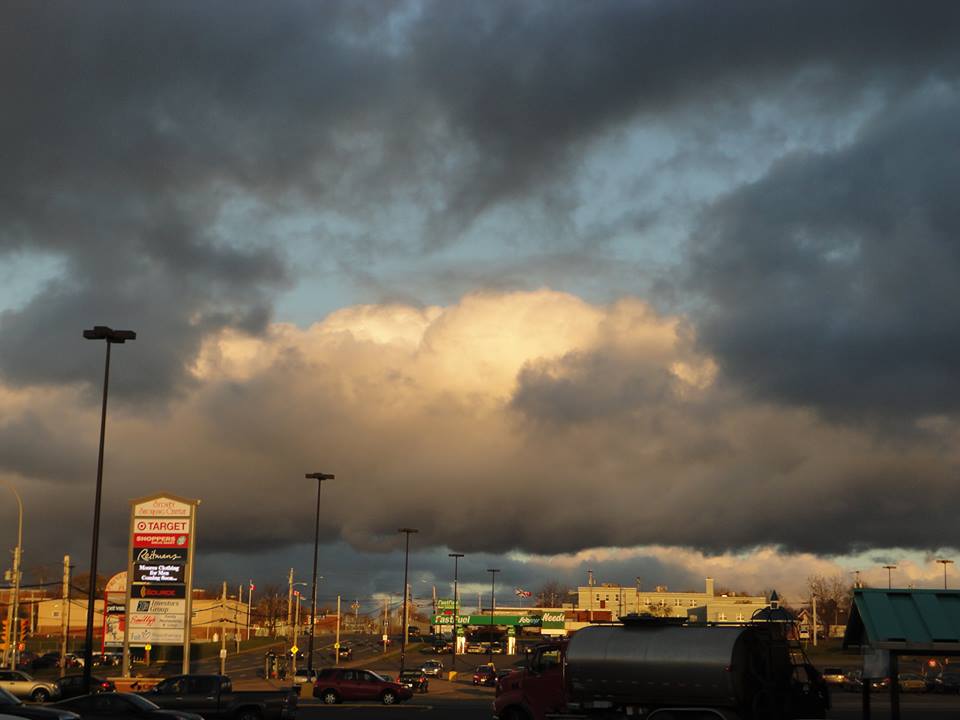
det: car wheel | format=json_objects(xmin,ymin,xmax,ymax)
[
  {"xmin": 381, "ymin": 690, "xmax": 397, "ymax": 705},
  {"xmin": 321, "ymin": 690, "xmax": 339, "ymax": 705},
  {"xmin": 31, "ymin": 689, "xmax": 50, "ymax": 703}
]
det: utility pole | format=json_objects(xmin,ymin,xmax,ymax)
[
  {"xmin": 60, "ymin": 556, "xmax": 70, "ymax": 664},
  {"xmin": 292, "ymin": 594, "xmax": 300, "ymax": 675},
  {"xmin": 219, "ymin": 582, "xmax": 227, "ymax": 674},
  {"xmin": 382, "ymin": 597, "xmax": 388, "ymax": 654},
  {"xmin": 812, "ymin": 594, "xmax": 818, "ymax": 648},
  {"xmin": 246, "ymin": 582, "xmax": 253, "ymax": 641},
  {"xmin": 287, "ymin": 569, "xmax": 293, "ymax": 640},
  {"xmin": 235, "ymin": 585, "xmax": 241, "ymax": 654},
  {"xmin": 335, "ymin": 595, "xmax": 341, "ymax": 666}
]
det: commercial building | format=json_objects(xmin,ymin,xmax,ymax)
[{"xmin": 576, "ymin": 577, "xmax": 769, "ymax": 624}]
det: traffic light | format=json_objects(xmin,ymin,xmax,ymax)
[
  {"xmin": 0, "ymin": 619, "xmax": 7, "ymax": 650},
  {"xmin": 19, "ymin": 619, "xmax": 28, "ymax": 639}
]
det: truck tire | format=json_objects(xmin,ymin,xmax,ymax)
[
  {"xmin": 31, "ymin": 689, "xmax": 50, "ymax": 703},
  {"xmin": 381, "ymin": 690, "xmax": 397, "ymax": 705},
  {"xmin": 500, "ymin": 708, "xmax": 530, "ymax": 720},
  {"xmin": 236, "ymin": 708, "xmax": 262, "ymax": 720},
  {"xmin": 320, "ymin": 690, "xmax": 339, "ymax": 705}
]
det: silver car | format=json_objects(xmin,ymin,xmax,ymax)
[
  {"xmin": 0, "ymin": 671, "xmax": 59, "ymax": 702},
  {"xmin": 420, "ymin": 660, "xmax": 444, "ymax": 677}
]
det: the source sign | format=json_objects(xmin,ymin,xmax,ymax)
[{"xmin": 124, "ymin": 493, "xmax": 198, "ymax": 673}]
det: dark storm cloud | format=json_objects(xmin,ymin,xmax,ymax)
[
  {"xmin": 3, "ymin": 1, "xmax": 960, "ymax": 401},
  {"xmin": 688, "ymin": 90, "xmax": 960, "ymax": 419},
  {"xmin": 0, "ymin": 1, "xmax": 398, "ymax": 397},
  {"xmin": 410, "ymin": 0, "xmax": 960, "ymax": 228}
]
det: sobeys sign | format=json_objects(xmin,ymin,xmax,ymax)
[
  {"xmin": 542, "ymin": 612, "xmax": 565, "ymax": 629},
  {"xmin": 431, "ymin": 613, "xmax": 563, "ymax": 628}
]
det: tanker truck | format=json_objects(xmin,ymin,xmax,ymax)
[{"xmin": 493, "ymin": 617, "xmax": 828, "ymax": 720}]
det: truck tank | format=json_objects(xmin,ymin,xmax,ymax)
[{"xmin": 564, "ymin": 622, "xmax": 789, "ymax": 710}]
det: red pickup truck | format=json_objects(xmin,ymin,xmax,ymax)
[{"xmin": 313, "ymin": 668, "xmax": 412, "ymax": 705}]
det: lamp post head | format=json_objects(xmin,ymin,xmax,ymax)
[
  {"xmin": 449, "ymin": 552, "xmax": 464, "ymax": 559},
  {"xmin": 487, "ymin": 568, "xmax": 500, "ymax": 574},
  {"xmin": 305, "ymin": 472, "xmax": 335, "ymax": 480},
  {"xmin": 83, "ymin": 326, "xmax": 136, "ymax": 343}
]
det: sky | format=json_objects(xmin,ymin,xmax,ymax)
[{"xmin": 2, "ymin": 0, "xmax": 960, "ymax": 616}]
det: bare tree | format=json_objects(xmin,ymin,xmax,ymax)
[
  {"xmin": 807, "ymin": 573, "xmax": 853, "ymax": 627},
  {"xmin": 255, "ymin": 584, "xmax": 285, "ymax": 635},
  {"xmin": 535, "ymin": 581, "xmax": 569, "ymax": 607}
]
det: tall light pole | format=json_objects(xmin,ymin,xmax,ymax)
[
  {"xmin": 937, "ymin": 559, "xmax": 954, "ymax": 590},
  {"xmin": 883, "ymin": 565, "xmax": 897, "ymax": 589},
  {"xmin": 304, "ymin": 472, "xmax": 334, "ymax": 673},
  {"xmin": 449, "ymin": 552, "xmax": 463, "ymax": 671},
  {"xmin": 487, "ymin": 568, "xmax": 500, "ymax": 660},
  {"xmin": 398, "ymin": 528, "xmax": 418, "ymax": 673},
  {"xmin": 1, "ymin": 481, "xmax": 22, "ymax": 669},
  {"xmin": 82, "ymin": 325, "xmax": 135, "ymax": 694}
]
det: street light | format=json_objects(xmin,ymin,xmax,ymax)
[
  {"xmin": 1, "ymin": 481, "xmax": 22, "ymax": 669},
  {"xmin": 937, "ymin": 559, "xmax": 954, "ymax": 590},
  {"xmin": 304, "ymin": 472, "xmax": 334, "ymax": 672},
  {"xmin": 449, "ymin": 553, "xmax": 464, "ymax": 671},
  {"xmin": 487, "ymin": 569, "xmax": 500, "ymax": 660},
  {"xmin": 883, "ymin": 565, "xmax": 897, "ymax": 589},
  {"xmin": 82, "ymin": 325, "xmax": 135, "ymax": 694},
  {"xmin": 398, "ymin": 528, "xmax": 418, "ymax": 673}
]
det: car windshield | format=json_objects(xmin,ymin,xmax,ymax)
[{"xmin": 0, "ymin": 688, "xmax": 22, "ymax": 706}]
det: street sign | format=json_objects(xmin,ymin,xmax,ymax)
[
  {"xmin": 334, "ymin": 642, "xmax": 340, "ymax": 649},
  {"xmin": 144, "ymin": 644, "xmax": 152, "ymax": 651},
  {"xmin": 290, "ymin": 645, "xmax": 299, "ymax": 654},
  {"xmin": 219, "ymin": 648, "xmax": 227, "ymax": 659}
]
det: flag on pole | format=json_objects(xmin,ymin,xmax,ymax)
[{"xmin": 515, "ymin": 588, "xmax": 532, "ymax": 598}]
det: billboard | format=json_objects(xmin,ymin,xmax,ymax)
[{"xmin": 124, "ymin": 493, "xmax": 198, "ymax": 675}]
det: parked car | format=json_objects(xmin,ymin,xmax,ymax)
[
  {"xmin": 0, "ymin": 672, "xmax": 60, "ymax": 703},
  {"xmin": 465, "ymin": 642, "xmax": 484, "ymax": 654},
  {"xmin": 336, "ymin": 645, "xmax": 352, "ymax": 661},
  {"xmin": 0, "ymin": 687, "xmax": 80, "ymax": 720},
  {"xmin": 142, "ymin": 675, "xmax": 296, "ymax": 720},
  {"xmin": 898, "ymin": 672, "xmax": 927, "ymax": 692},
  {"xmin": 420, "ymin": 660, "xmax": 443, "ymax": 678},
  {"xmin": 821, "ymin": 668, "xmax": 846, "ymax": 687},
  {"xmin": 932, "ymin": 671, "xmax": 960, "ymax": 693},
  {"xmin": 53, "ymin": 678, "xmax": 114, "ymax": 701},
  {"xmin": 472, "ymin": 665, "xmax": 497, "ymax": 687},
  {"xmin": 291, "ymin": 670, "xmax": 318, "ymax": 686},
  {"xmin": 312, "ymin": 668, "xmax": 411, "ymax": 705},
  {"xmin": 29, "ymin": 655, "xmax": 61, "ymax": 672},
  {"xmin": 489, "ymin": 642, "xmax": 504, "ymax": 655},
  {"xmin": 842, "ymin": 670, "xmax": 889, "ymax": 692},
  {"xmin": 53, "ymin": 693, "xmax": 203, "ymax": 720},
  {"xmin": 397, "ymin": 671, "xmax": 428, "ymax": 694}
]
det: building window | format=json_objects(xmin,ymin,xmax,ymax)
[
  {"xmin": 736, "ymin": 613, "xmax": 744, "ymax": 622},
  {"xmin": 595, "ymin": 594, "xmax": 600, "ymax": 601},
  {"xmin": 674, "ymin": 599, "xmax": 682, "ymax": 606},
  {"xmin": 718, "ymin": 613, "xmax": 727, "ymax": 621},
  {"xmin": 643, "ymin": 598, "xmax": 650, "ymax": 605},
  {"xmin": 689, "ymin": 600, "xmax": 696, "ymax": 606}
]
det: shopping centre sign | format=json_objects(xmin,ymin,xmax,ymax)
[{"xmin": 123, "ymin": 493, "xmax": 199, "ymax": 676}]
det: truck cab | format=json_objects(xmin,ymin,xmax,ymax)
[{"xmin": 494, "ymin": 642, "xmax": 566, "ymax": 720}]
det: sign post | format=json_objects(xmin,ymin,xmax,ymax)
[{"xmin": 122, "ymin": 494, "xmax": 199, "ymax": 677}]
